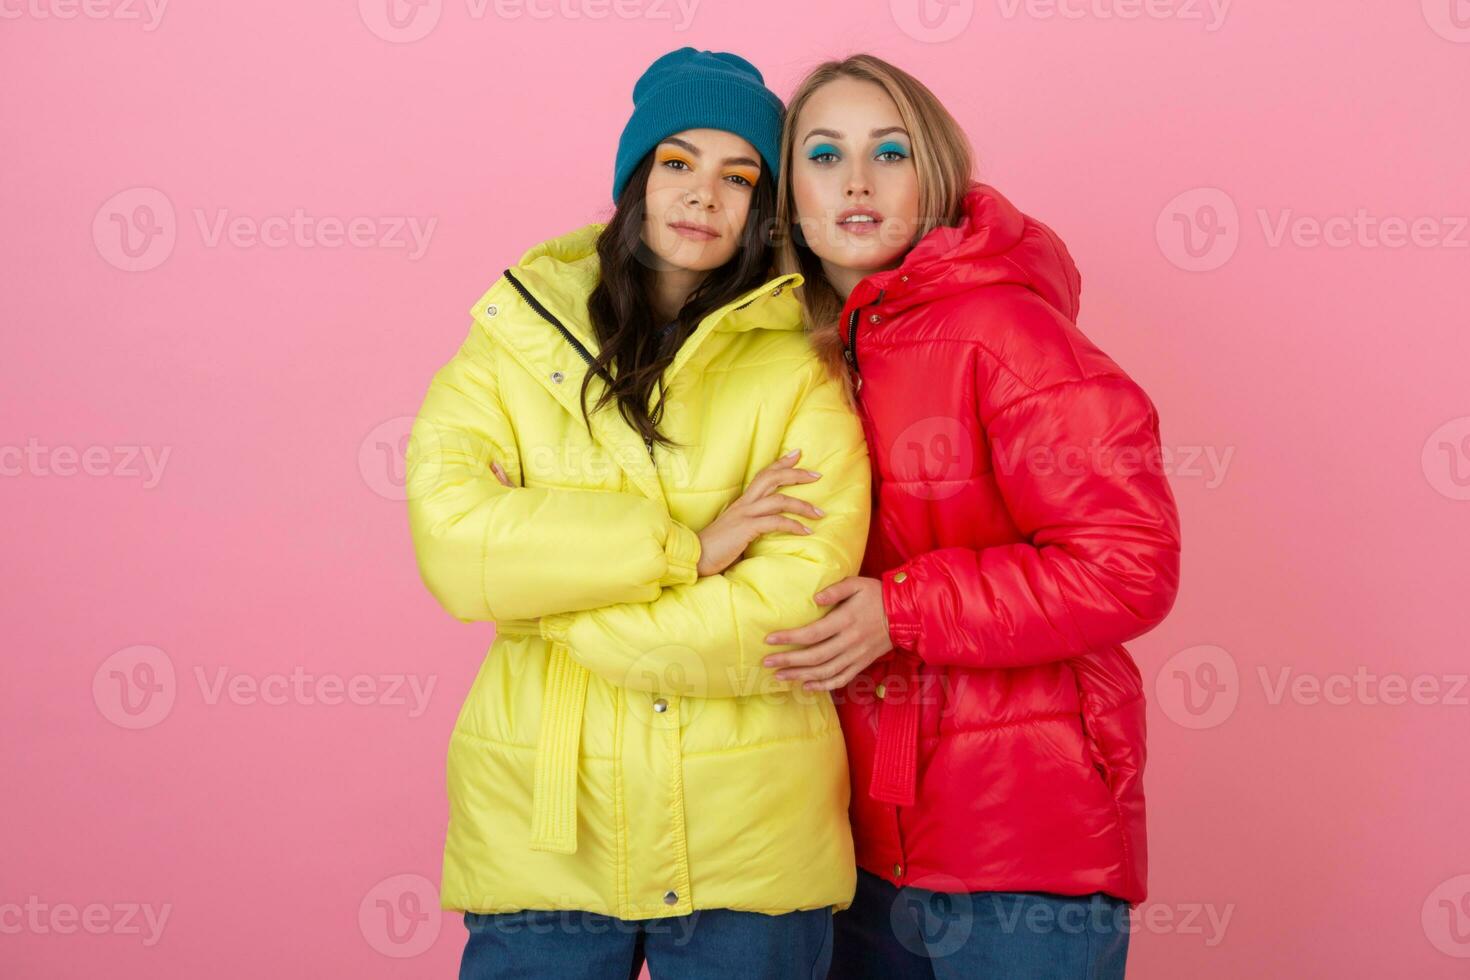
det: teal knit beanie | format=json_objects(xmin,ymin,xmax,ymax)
[{"xmin": 612, "ymin": 47, "xmax": 784, "ymax": 202}]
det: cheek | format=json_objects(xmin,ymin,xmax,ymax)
[
  {"xmin": 718, "ymin": 189, "xmax": 754, "ymax": 235},
  {"xmin": 888, "ymin": 172, "xmax": 921, "ymax": 229},
  {"xmin": 639, "ymin": 192, "xmax": 683, "ymax": 261},
  {"xmin": 792, "ymin": 167, "xmax": 835, "ymax": 219},
  {"xmin": 643, "ymin": 185, "xmax": 684, "ymax": 225}
]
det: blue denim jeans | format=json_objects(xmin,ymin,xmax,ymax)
[
  {"xmin": 458, "ymin": 905, "xmax": 834, "ymax": 980},
  {"xmin": 828, "ymin": 868, "xmax": 1132, "ymax": 979}
]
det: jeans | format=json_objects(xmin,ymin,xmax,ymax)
[
  {"xmin": 458, "ymin": 904, "xmax": 834, "ymax": 980},
  {"xmin": 828, "ymin": 868, "xmax": 1132, "ymax": 979}
]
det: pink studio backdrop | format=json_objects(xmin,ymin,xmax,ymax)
[{"xmin": 3, "ymin": 1, "xmax": 1467, "ymax": 977}]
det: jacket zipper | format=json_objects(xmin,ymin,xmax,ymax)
[
  {"xmin": 502, "ymin": 268, "xmax": 661, "ymax": 460},
  {"xmin": 843, "ymin": 307, "xmax": 862, "ymax": 384},
  {"xmin": 503, "ymin": 268, "xmax": 598, "ymax": 371},
  {"xmin": 842, "ymin": 288, "xmax": 884, "ymax": 392}
]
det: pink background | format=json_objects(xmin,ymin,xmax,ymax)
[{"xmin": 3, "ymin": 0, "xmax": 1468, "ymax": 976}]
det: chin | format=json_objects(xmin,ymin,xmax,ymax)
[
  {"xmin": 656, "ymin": 239, "xmax": 734, "ymax": 272},
  {"xmin": 829, "ymin": 245, "xmax": 906, "ymax": 271}
]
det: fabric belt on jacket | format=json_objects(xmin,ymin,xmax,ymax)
[
  {"xmin": 868, "ymin": 652, "xmax": 922, "ymax": 807},
  {"xmin": 494, "ymin": 618, "xmax": 588, "ymax": 854}
]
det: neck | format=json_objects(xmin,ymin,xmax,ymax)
[
  {"xmin": 822, "ymin": 263, "xmax": 865, "ymax": 303},
  {"xmin": 651, "ymin": 266, "xmax": 706, "ymax": 324},
  {"xmin": 822, "ymin": 253, "xmax": 905, "ymax": 306}
]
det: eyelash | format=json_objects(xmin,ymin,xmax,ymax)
[
  {"xmin": 806, "ymin": 145, "xmax": 910, "ymax": 165},
  {"xmin": 660, "ymin": 157, "xmax": 755, "ymax": 187}
]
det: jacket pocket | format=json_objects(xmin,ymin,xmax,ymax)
[{"xmin": 1076, "ymin": 704, "xmax": 1113, "ymax": 790}]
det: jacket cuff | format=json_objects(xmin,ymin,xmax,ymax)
[
  {"xmin": 881, "ymin": 565, "xmax": 923, "ymax": 655},
  {"xmin": 658, "ymin": 519, "xmax": 702, "ymax": 587}
]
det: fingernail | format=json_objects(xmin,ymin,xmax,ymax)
[
  {"xmin": 805, "ymin": 470, "xmax": 821, "ymax": 479},
  {"xmin": 784, "ymin": 448, "xmax": 800, "ymax": 458},
  {"xmin": 813, "ymin": 506, "xmax": 825, "ymax": 516}
]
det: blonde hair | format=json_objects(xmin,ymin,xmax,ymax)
[{"xmin": 775, "ymin": 55, "xmax": 975, "ymax": 401}]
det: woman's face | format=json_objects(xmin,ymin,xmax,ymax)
[
  {"xmin": 790, "ymin": 77, "xmax": 921, "ymax": 276},
  {"xmin": 641, "ymin": 128, "xmax": 762, "ymax": 273}
]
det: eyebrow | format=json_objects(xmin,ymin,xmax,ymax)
[
  {"xmin": 658, "ymin": 137, "xmax": 761, "ymax": 169},
  {"xmin": 801, "ymin": 126, "xmax": 910, "ymax": 143}
]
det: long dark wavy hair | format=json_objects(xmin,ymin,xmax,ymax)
[{"xmin": 580, "ymin": 149, "xmax": 778, "ymax": 451}]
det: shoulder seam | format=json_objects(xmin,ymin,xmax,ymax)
[{"xmin": 988, "ymin": 371, "xmax": 1135, "ymax": 422}]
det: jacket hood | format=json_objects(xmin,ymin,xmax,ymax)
[{"xmin": 841, "ymin": 182, "xmax": 1082, "ymax": 323}]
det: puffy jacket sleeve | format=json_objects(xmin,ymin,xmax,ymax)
[
  {"xmin": 881, "ymin": 368, "xmax": 1181, "ymax": 670},
  {"xmin": 536, "ymin": 358, "xmax": 872, "ymax": 698},
  {"xmin": 406, "ymin": 316, "xmax": 703, "ymax": 623}
]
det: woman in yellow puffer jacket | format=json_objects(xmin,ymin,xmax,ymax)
[{"xmin": 405, "ymin": 48, "xmax": 872, "ymax": 979}]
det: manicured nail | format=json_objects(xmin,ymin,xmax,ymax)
[{"xmin": 813, "ymin": 506, "xmax": 825, "ymax": 516}]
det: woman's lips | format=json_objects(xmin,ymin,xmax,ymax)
[
  {"xmin": 835, "ymin": 208, "xmax": 885, "ymax": 236},
  {"xmin": 668, "ymin": 221, "xmax": 719, "ymax": 241}
]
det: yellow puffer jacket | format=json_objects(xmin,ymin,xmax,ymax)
[{"xmin": 406, "ymin": 223, "xmax": 872, "ymax": 921}]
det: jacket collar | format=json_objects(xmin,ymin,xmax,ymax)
[
  {"xmin": 839, "ymin": 182, "xmax": 1082, "ymax": 326},
  {"xmin": 469, "ymin": 222, "xmax": 805, "ymax": 505}
]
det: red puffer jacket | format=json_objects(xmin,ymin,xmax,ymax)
[{"xmin": 833, "ymin": 182, "xmax": 1181, "ymax": 905}]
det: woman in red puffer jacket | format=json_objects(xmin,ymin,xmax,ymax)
[{"xmin": 761, "ymin": 55, "xmax": 1182, "ymax": 979}]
